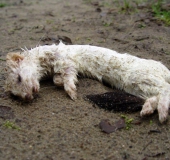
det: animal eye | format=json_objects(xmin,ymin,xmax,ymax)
[{"xmin": 18, "ymin": 75, "xmax": 22, "ymax": 83}]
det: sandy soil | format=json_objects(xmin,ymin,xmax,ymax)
[{"xmin": 0, "ymin": 0, "xmax": 170, "ymax": 159}]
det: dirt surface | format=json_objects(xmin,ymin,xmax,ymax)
[{"xmin": 0, "ymin": 0, "xmax": 170, "ymax": 159}]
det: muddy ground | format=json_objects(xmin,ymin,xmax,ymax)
[{"xmin": 0, "ymin": 0, "xmax": 170, "ymax": 159}]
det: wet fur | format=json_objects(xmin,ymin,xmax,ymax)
[{"xmin": 5, "ymin": 42, "xmax": 170, "ymax": 123}]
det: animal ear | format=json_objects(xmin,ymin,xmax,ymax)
[{"xmin": 6, "ymin": 52, "xmax": 24, "ymax": 63}]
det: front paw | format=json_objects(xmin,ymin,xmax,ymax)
[
  {"xmin": 64, "ymin": 84, "xmax": 77, "ymax": 100},
  {"xmin": 69, "ymin": 91, "xmax": 77, "ymax": 101}
]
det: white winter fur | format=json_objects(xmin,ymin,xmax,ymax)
[{"xmin": 5, "ymin": 42, "xmax": 170, "ymax": 123}]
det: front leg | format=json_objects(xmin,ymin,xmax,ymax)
[
  {"xmin": 53, "ymin": 74, "xmax": 64, "ymax": 87},
  {"xmin": 63, "ymin": 66, "xmax": 78, "ymax": 100},
  {"xmin": 54, "ymin": 65, "xmax": 78, "ymax": 100}
]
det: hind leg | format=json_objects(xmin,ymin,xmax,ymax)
[
  {"xmin": 140, "ymin": 96, "xmax": 158, "ymax": 117},
  {"xmin": 157, "ymin": 94, "xmax": 170, "ymax": 123},
  {"xmin": 158, "ymin": 100, "xmax": 169, "ymax": 123},
  {"xmin": 140, "ymin": 92, "xmax": 170, "ymax": 123}
]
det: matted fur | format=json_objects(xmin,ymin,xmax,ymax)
[{"xmin": 5, "ymin": 42, "xmax": 170, "ymax": 123}]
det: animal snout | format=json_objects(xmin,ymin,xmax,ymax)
[
  {"xmin": 24, "ymin": 86, "xmax": 38, "ymax": 100},
  {"xmin": 25, "ymin": 93, "xmax": 33, "ymax": 100},
  {"xmin": 32, "ymin": 87, "xmax": 38, "ymax": 93}
]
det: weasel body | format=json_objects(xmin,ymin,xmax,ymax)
[{"xmin": 5, "ymin": 42, "xmax": 170, "ymax": 123}]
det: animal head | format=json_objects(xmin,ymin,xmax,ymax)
[{"xmin": 5, "ymin": 52, "xmax": 40, "ymax": 100}]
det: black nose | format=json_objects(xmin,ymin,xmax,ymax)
[
  {"xmin": 25, "ymin": 94, "xmax": 32, "ymax": 100},
  {"xmin": 32, "ymin": 87, "xmax": 38, "ymax": 93}
]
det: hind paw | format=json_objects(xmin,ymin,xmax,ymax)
[
  {"xmin": 140, "ymin": 96, "xmax": 158, "ymax": 117},
  {"xmin": 140, "ymin": 102, "xmax": 154, "ymax": 117},
  {"xmin": 158, "ymin": 105, "xmax": 169, "ymax": 123}
]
